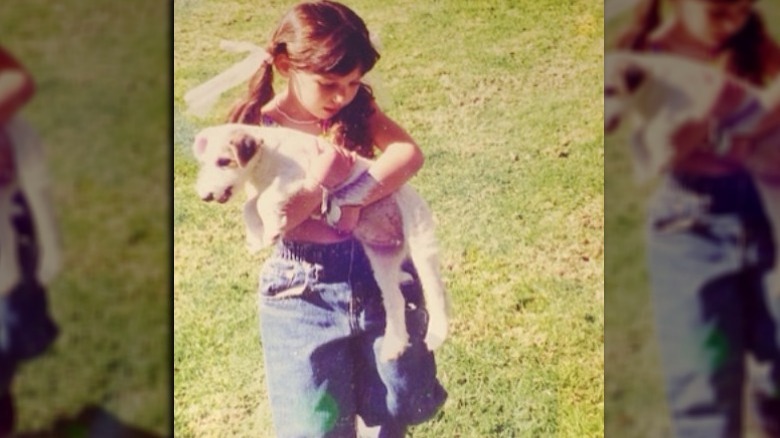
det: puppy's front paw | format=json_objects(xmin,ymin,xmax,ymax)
[
  {"xmin": 424, "ymin": 317, "xmax": 448, "ymax": 352},
  {"xmin": 246, "ymin": 233, "xmax": 265, "ymax": 253},
  {"xmin": 36, "ymin": 253, "xmax": 61, "ymax": 285},
  {"xmin": 262, "ymin": 230, "xmax": 281, "ymax": 247},
  {"xmin": 379, "ymin": 331, "xmax": 409, "ymax": 362}
]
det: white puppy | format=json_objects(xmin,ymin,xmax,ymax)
[
  {"xmin": 192, "ymin": 124, "xmax": 450, "ymax": 361},
  {"xmin": 0, "ymin": 118, "xmax": 61, "ymax": 296},
  {"xmin": 605, "ymin": 52, "xmax": 780, "ymax": 297}
]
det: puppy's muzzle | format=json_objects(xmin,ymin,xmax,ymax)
[
  {"xmin": 200, "ymin": 186, "xmax": 233, "ymax": 203},
  {"xmin": 604, "ymin": 88, "xmax": 622, "ymax": 134},
  {"xmin": 604, "ymin": 57, "xmax": 647, "ymax": 134}
]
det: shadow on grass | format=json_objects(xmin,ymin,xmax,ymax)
[{"xmin": 15, "ymin": 405, "xmax": 163, "ymax": 438}]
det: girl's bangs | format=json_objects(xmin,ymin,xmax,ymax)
[{"xmin": 315, "ymin": 33, "xmax": 379, "ymax": 76}]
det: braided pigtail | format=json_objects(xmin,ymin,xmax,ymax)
[
  {"xmin": 227, "ymin": 53, "xmax": 275, "ymax": 124},
  {"xmin": 615, "ymin": 0, "xmax": 662, "ymax": 51}
]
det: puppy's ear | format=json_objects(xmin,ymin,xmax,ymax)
[
  {"xmin": 624, "ymin": 65, "xmax": 646, "ymax": 93},
  {"xmin": 230, "ymin": 132, "xmax": 259, "ymax": 167}
]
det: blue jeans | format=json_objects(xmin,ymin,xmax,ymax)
[
  {"xmin": 646, "ymin": 172, "xmax": 780, "ymax": 437},
  {"xmin": 258, "ymin": 239, "xmax": 447, "ymax": 437}
]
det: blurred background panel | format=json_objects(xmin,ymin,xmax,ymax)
[
  {"xmin": 1, "ymin": 1, "xmax": 170, "ymax": 435},
  {"xmin": 605, "ymin": 1, "xmax": 780, "ymax": 437}
]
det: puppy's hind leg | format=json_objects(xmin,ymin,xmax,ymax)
[
  {"xmin": 362, "ymin": 244, "xmax": 409, "ymax": 362},
  {"xmin": 7, "ymin": 119, "xmax": 61, "ymax": 286},
  {"xmin": 21, "ymin": 182, "xmax": 61, "ymax": 285},
  {"xmin": 396, "ymin": 187, "xmax": 450, "ymax": 352},
  {"xmin": 408, "ymin": 243, "xmax": 449, "ymax": 352}
]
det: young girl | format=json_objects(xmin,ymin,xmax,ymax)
[
  {"xmin": 0, "ymin": 46, "xmax": 58, "ymax": 437},
  {"xmin": 615, "ymin": 0, "xmax": 780, "ymax": 436},
  {"xmin": 226, "ymin": 1, "xmax": 446, "ymax": 436}
]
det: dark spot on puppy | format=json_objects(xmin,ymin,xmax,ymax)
[
  {"xmin": 624, "ymin": 65, "xmax": 646, "ymax": 93},
  {"xmin": 229, "ymin": 131, "xmax": 258, "ymax": 167}
]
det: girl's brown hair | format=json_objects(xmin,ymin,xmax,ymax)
[
  {"xmin": 615, "ymin": 0, "xmax": 780, "ymax": 86},
  {"xmin": 228, "ymin": 0, "xmax": 380, "ymax": 157}
]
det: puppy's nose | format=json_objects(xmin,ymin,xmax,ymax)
[{"xmin": 202, "ymin": 193, "xmax": 214, "ymax": 202}]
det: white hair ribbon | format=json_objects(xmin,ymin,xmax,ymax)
[{"xmin": 184, "ymin": 40, "xmax": 272, "ymax": 117}]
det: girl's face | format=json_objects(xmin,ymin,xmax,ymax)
[
  {"xmin": 676, "ymin": 0, "xmax": 754, "ymax": 49},
  {"xmin": 289, "ymin": 67, "xmax": 364, "ymax": 120}
]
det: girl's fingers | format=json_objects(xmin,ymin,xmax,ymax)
[{"xmin": 307, "ymin": 144, "xmax": 357, "ymax": 189}]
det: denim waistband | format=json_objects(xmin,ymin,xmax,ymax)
[
  {"xmin": 671, "ymin": 170, "xmax": 752, "ymax": 193},
  {"xmin": 669, "ymin": 170, "xmax": 761, "ymax": 215},
  {"xmin": 277, "ymin": 239, "xmax": 356, "ymax": 263},
  {"xmin": 276, "ymin": 239, "xmax": 358, "ymax": 282}
]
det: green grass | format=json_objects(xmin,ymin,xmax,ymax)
[
  {"xmin": 2, "ymin": 1, "xmax": 170, "ymax": 435},
  {"xmin": 604, "ymin": 3, "xmax": 780, "ymax": 437},
  {"xmin": 175, "ymin": 1, "xmax": 603, "ymax": 436}
]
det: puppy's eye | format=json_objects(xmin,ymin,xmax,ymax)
[
  {"xmin": 216, "ymin": 158, "xmax": 237, "ymax": 168},
  {"xmin": 604, "ymin": 86, "xmax": 618, "ymax": 97}
]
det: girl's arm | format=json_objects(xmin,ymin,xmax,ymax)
[
  {"xmin": 756, "ymin": 77, "xmax": 780, "ymax": 131},
  {"xmin": 753, "ymin": 41, "xmax": 780, "ymax": 136},
  {"xmin": 276, "ymin": 144, "xmax": 356, "ymax": 234},
  {"xmin": 719, "ymin": 74, "xmax": 780, "ymax": 180},
  {"xmin": 363, "ymin": 104, "xmax": 425, "ymax": 201},
  {"xmin": 328, "ymin": 103, "xmax": 424, "ymax": 232},
  {"xmin": 278, "ymin": 103, "xmax": 424, "ymax": 238},
  {"xmin": 0, "ymin": 48, "xmax": 35, "ymax": 124},
  {"xmin": 744, "ymin": 76, "xmax": 780, "ymax": 177}
]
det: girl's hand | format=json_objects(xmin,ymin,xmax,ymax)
[
  {"xmin": 308, "ymin": 142, "xmax": 356, "ymax": 189},
  {"xmin": 331, "ymin": 205, "xmax": 361, "ymax": 234},
  {"xmin": 667, "ymin": 116, "xmax": 711, "ymax": 157},
  {"xmin": 279, "ymin": 142, "xmax": 357, "ymax": 236}
]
